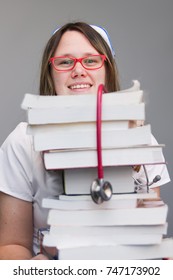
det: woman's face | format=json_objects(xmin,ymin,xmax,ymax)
[{"xmin": 51, "ymin": 31, "xmax": 106, "ymax": 95}]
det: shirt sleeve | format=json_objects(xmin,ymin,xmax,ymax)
[
  {"xmin": 0, "ymin": 122, "xmax": 34, "ymax": 201},
  {"xmin": 134, "ymin": 134, "xmax": 171, "ymax": 188}
]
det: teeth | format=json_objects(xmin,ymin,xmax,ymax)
[{"xmin": 70, "ymin": 84, "xmax": 90, "ymax": 89}]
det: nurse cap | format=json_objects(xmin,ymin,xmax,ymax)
[
  {"xmin": 90, "ymin": 25, "xmax": 115, "ymax": 58},
  {"xmin": 53, "ymin": 24, "xmax": 115, "ymax": 58}
]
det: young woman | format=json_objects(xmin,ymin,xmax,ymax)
[{"xmin": 0, "ymin": 22, "xmax": 170, "ymax": 259}]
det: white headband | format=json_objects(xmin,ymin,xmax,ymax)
[{"xmin": 53, "ymin": 24, "xmax": 115, "ymax": 58}]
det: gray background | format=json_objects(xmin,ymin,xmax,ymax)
[{"xmin": 0, "ymin": 0, "xmax": 172, "ymax": 236}]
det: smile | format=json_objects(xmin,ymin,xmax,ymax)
[{"xmin": 69, "ymin": 84, "xmax": 91, "ymax": 90}]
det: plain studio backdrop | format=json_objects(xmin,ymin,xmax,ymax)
[{"xmin": 0, "ymin": 0, "xmax": 172, "ymax": 237}]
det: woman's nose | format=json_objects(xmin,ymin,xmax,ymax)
[{"xmin": 71, "ymin": 61, "xmax": 87, "ymax": 78}]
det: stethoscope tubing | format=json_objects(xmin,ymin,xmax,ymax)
[{"xmin": 97, "ymin": 84, "xmax": 107, "ymax": 180}]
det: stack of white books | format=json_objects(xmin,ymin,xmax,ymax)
[
  {"xmin": 42, "ymin": 197, "xmax": 172, "ymax": 260},
  {"xmin": 21, "ymin": 80, "xmax": 173, "ymax": 259}
]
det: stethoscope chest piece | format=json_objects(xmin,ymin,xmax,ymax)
[{"xmin": 91, "ymin": 178, "xmax": 113, "ymax": 204}]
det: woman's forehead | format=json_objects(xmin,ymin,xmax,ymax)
[{"xmin": 54, "ymin": 31, "xmax": 99, "ymax": 57}]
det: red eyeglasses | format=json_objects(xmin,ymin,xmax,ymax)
[{"xmin": 49, "ymin": 54, "xmax": 106, "ymax": 71}]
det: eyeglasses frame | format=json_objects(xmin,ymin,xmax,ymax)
[{"xmin": 49, "ymin": 54, "xmax": 106, "ymax": 72}]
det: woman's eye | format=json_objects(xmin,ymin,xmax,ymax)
[
  {"xmin": 85, "ymin": 59, "xmax": 95, "ymax": 64},
  {"xmin": 60, "ymin": 59, "xmax": 73, "ymax": 65},
  {"xmin": 85, "ymin": 59, "xmax": 98, "ymax": 66}
]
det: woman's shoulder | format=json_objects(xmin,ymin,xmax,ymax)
[
  {"xmin": 1, "ymin": 122, "xmax": 32, "ymax": 151},
  {"xmin": 11, "ymin": 122, "xmax": 27, "ymax": 135}
]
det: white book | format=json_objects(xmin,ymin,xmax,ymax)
[
  {"xmin": 22, "ymin": 90, "xmax": 143, "ymax": 110},
  {"xmin": 49, "ymin": 223, "xmax": 167, "ymax": 237},
  {"xmin": 25, "ymin": 103, "xmax": 145, "ymax": 125},
  {"xmin": 42, "ymin": 192, "xmax": 158, "ymax": 210},
  {"xmin": 43, "ymin": 190, "xmax": 158, "ymax": 211},
  {"xmin": 45, "ymin": 202, "xmax": 168, "ymax": 248},
  {"xmin": 47, "ymin": 238, "xmax": 173, "ymax": 260},
  {"xmin": 47, "ymin": 200, "xmax": 168, "ymax": 226},
  {"xmin": 27, "ymin": 120, "xmax": 129, "ymax": 135},
  {"xmin": 43, "ymin": 145, "xmax": 165, "ymax": 170},
  {"xmin": 21, "ymin": 81, "xmax": 144, "ymax": 125},
  {"xmin": 44, "ymin": 231, "xmax": 164, "ymax": 248},
  {"xmin": 64, "ymin": 166, "xmax": 135, "ymax": 194},
  {"xmin": 58, "ymin": 190, "xmax": 158, "ymax": 201},
  {"xmin": 29, "ymin": 124, "xmax": 151, "ymax": 151},
  {"xmin": 21, "ymin": 82, "xmax": 143, "ymax": 109},
  {"xmin": 42, "ymin": 195, "xmax": 137, "ymax": 210}
]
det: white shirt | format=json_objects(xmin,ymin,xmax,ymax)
[{"xmin": 0, "ymin": 122, "xmax": 170, "ymax": 253}]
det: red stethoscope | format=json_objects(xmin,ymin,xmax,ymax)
[
  {"xmin": 90, "ymin": 85, "xmax": 161, "ymax": 203},
  {"xmin": 90, "ymin": 84, "xmax": 113, "ymax": 204}
]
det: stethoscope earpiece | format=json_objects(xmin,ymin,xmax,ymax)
[
  {"xmin": 134, "ymin": 165, "xmax": 161, "ymax": 193},
  {"xmin": 90, "ymin": 85, "xmax": 113, "ymax": 204}
]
